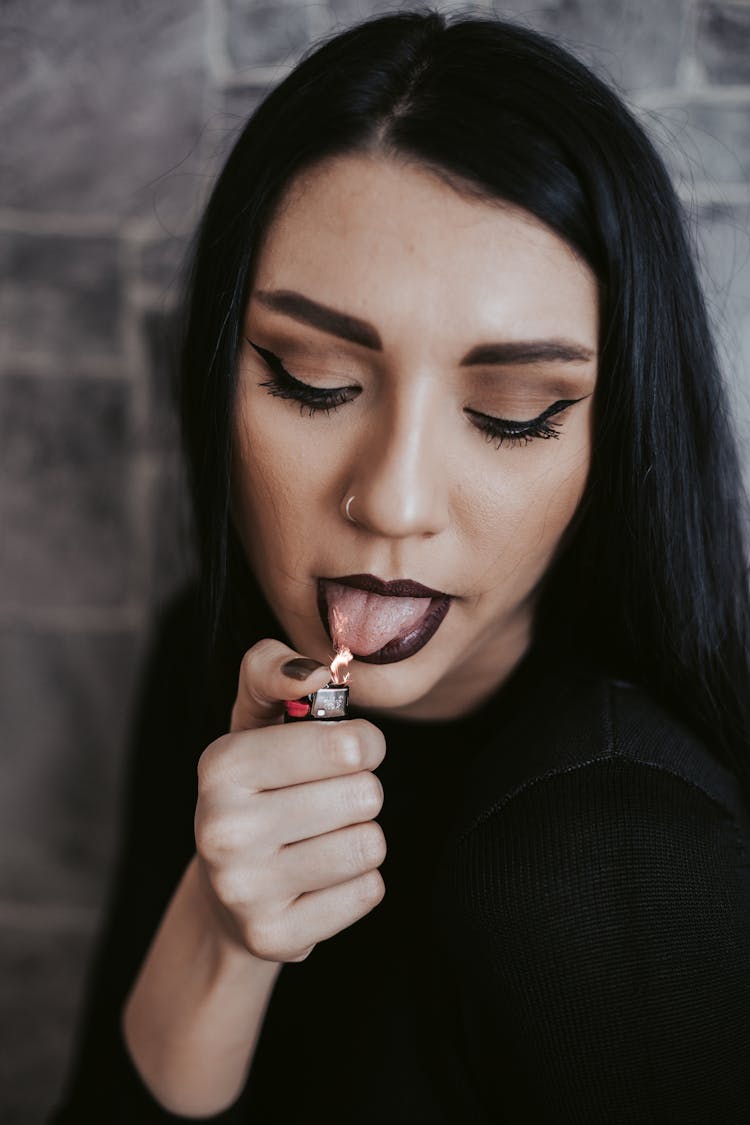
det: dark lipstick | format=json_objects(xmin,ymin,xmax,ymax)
[
  {"xmin": 323, "ymin": 573, "xmax": 449, "ymax": 599},
  {"xmin": 317, "ymin": 574, "xmax": 453, "ymax": 665}
]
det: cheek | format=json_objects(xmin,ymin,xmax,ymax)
[
  {"xmin": 466, "ymin": 436, "xmax": 591, "ymax": 583},
  {"xmin": 232, "ymin": 397, "xmax": 347, "ymax": 585},
  {"xmin": 231, "ymin": 403, "xmax": 308, "ymax": 567}
]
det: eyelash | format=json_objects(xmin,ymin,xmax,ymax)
[{"xmin": 248, "ymin": 339, "xmax": 584, "ymax": 449}]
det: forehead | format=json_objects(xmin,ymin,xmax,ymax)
[{"xmin": 251, "ymin": 153, "xmax": 598, "ymax": 347}]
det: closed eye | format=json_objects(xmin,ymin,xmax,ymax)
[
  {"xmin": 465, "ymin": 398, "xmax": 588, "ymax": 448},
  {"xmin": 248, "ymin": 338, "xmax": 359, "ymax": 416},
  {"xmin": 247, "ymin": 337, "xmax": 590, "ymax": 446}
]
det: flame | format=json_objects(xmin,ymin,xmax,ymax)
[
  {"xmin": 329, "ymin": 604, "xmax": 353, "ymax": 685},
  {"xmin": 330, "ymin": 645, "xmax": 353, "ymax": 685}
]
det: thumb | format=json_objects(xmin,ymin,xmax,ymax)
[{"xmin": 229, "ymin": 638, "xmax": 330, "ymax": 732}]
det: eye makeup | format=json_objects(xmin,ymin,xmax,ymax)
[
  {"xmin": 248, "ymin": 339, "xmax": 359, "ymax": 416},
  {"xmin": 246, "ymin": 337, "xmax": 588, "ymax": 448},
  {"xmin": 465, "ymin": 400, "xmax": 587, "ymax": 448}
]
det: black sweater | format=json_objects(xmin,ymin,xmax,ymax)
[{"xmin": 51, "ymin": 584, "xmax": 750, "ymax": 1123}]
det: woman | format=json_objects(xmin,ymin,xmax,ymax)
[{"xmin": 53, "ymin": 9, "xmax": 750, "ymax": 1123}]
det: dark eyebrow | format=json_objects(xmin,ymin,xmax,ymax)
[
  {"xmin": 254, "ymin": 289, "xmax": 381, "ymax": 350},
  {"xmin": 459, "ymin": 341, "xmax": 595, "ymax": 365},
  {"xmin": 252, "ymin": 289, "xmax": 595, "ymax": 366}
]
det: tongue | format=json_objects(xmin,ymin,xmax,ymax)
[{"xmin": 325, "ymin": 581, "xmax": 432, "ymax": 656}]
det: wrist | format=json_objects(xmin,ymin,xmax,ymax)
[{"xmin": 123, "ymin": 853, "xmax": 282, "ymax": 1116}]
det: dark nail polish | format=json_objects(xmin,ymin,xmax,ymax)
[{"xmin": 282, "ymin": 657, "xmax": 328, "ymax": 681}]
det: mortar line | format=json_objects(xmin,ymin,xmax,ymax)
[
  {"xmin": 0, "ymin": 354, "xmax": 126, "ymax": 378},
  {"xmin": 205, "ymin": 0, "xmax": 232, "ymax": 85},
  {"xmin": 0, "ymin": 208, "xmax": 120, "ymax": 237},
  {"xmin": 0, "ymin": 602, "xmax": 147, "ymax": 631}
]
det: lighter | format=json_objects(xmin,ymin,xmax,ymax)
[
  {"xmin": 284, "ymin": 681, "xmax": 350, "ymax": 722},
  {"xmin": 284, "ymin": 642, "xmax": 352, "ymax": 722}
]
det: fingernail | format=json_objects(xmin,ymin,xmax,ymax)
[{"xmin": 282, "ymin": 657, "xmax": 328, "ymax": 681}]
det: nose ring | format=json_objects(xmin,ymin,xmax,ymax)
[{"xmin": 344, "ymin": 495, "xmax": 357, "ymax": 524}]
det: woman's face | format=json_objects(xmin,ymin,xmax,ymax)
[{"xmin": 230, "ymin": 154, "xmax": 598, "ymax": 720}]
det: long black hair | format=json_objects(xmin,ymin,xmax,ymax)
[{"xmin": 177, "ymin": 8, "xmax": 750, "ymax": 797}]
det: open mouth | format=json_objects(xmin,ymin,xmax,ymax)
[{"xmin": 317, "ymin": 574, "xmax": 453, "ymax": 665}]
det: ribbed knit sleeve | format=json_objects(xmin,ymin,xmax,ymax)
[{"xmin": 442, "ymin": 756, "xmax": 750, "ymax": 1123}]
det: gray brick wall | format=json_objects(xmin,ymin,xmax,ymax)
[{"xmin": 1, "ymin": 1, "xmax": 748, "ymax": 1119}]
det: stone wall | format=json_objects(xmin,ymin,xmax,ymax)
[{"xmin": 1, "ymin": 2, "xmax": 748, "ymax": 1120}]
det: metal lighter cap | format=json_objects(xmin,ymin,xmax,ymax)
[{"xmin": 284, "ymin": 682, "xmax": 350, "ymax": 722}]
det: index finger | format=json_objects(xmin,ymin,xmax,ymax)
[
  {"xmin": 229, "ymin": 638, "xmax": 332, "ymax": 732},
  {"xmin": 213, "ymin": 717, "xmax": 386, "ymax": 793}
]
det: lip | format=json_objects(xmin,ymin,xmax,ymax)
[
  {"xmin": 323, "ymin": 573, "xmax": 449, "ymax": 599},
  {"xmin": 317, "ymin": 575, "xmax": 453, "ymax": 665}
]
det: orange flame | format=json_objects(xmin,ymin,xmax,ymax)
[
  {"xmin": 330, "ymin": 646, "xmax": 353, "ymax": 685},
  {"xmin": 329, "ymin": 605, "xmax": 353, "ymax": 685}
]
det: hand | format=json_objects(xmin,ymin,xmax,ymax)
[{"xmin": 194, "ymin": 639, "xmax": 387, "ymax": 963}]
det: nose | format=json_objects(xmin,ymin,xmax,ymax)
[{"xmin": 343, "ymin": 381, "xmax": 450, "ymax": 539}]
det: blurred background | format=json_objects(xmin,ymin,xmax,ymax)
[{"xmin": 1, "ymin": 0, "xmax": 748, "ymax": 1120}]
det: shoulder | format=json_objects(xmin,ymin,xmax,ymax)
[
  {"xmin": 435, "ymin": 662, "xmax": 750, "ymax": 969},
  {"xmin": 432, "ymin": 665, "xmax": 750, "ymax": 1121},
  {"xmin": 438, "ymin": 659, "xmax": 750, "ymax": 917},
  {"xmin": 451, "ymin": 657, "xmax": 749, "ymax": 842}
]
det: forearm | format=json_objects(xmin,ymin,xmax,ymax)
[{"xmin": 122, "ymin": 853, "xmax": 282, "ymax": 1118}]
